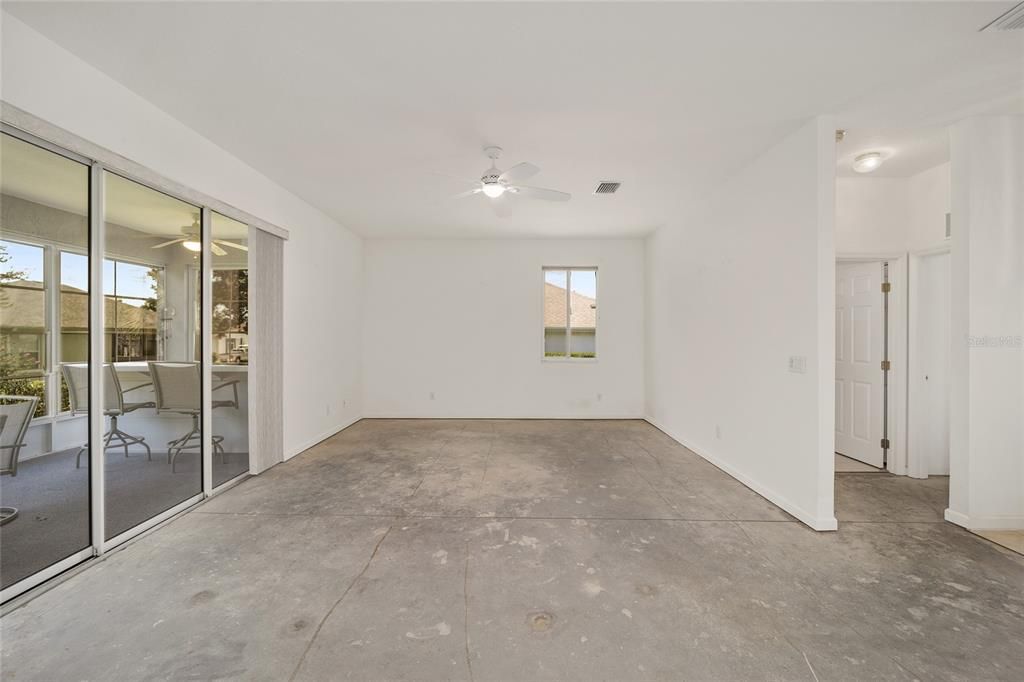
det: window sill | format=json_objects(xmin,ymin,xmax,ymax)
[
  {"xmin": 29, "ymin": 412, "xmax": 84, "ymax": 426},
  {"xmin": 542, "ymin": 357, "xmax": 599, "ymax": 364}
]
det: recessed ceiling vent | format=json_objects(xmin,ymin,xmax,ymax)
[
  {"xmin": 981, "ymin": 1, "xmax": 1024, "ymax": 31},
  {"xmin": 594, "ymin": 182, "xmax": 621, "ymax": 195}
]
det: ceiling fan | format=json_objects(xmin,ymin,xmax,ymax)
[
  {"xmin": 150, "ymin": 217, "xmax": 248, "ymax": 256},
  {"xmin": 452, "ymin": 147, "xmax": 570, "ymax": 211}
]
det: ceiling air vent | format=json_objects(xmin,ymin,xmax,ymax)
[
  {"xmin": 981, "ymin": 2, "xmax": 1024, "ymax": 31},
  {"xmin": 594, "ymin": 182, "xmax": 621, "ymax": 195}
]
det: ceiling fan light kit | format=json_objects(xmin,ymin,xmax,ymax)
[
  {"xmin": 150, "ymin": 216, "xmax": 248, "ymax": 255},
  {"xmin": 453, "ymin": 146, "xmax": 571, "ymax": 209}
]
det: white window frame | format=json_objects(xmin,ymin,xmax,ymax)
[
  {"xmin": 0, "ymin": 237, "xmax": 169, "ymax": 420},
  {"xmin": 104, "ymin": 256, "xmax": 167, "ymax": 364},
  {"xmin": 0, "ymin": 236, "xmax": 54, "ymax": 417},
  {"xmin": 542, "ymin": 266, "xmax": 598, "ymax": 362}
]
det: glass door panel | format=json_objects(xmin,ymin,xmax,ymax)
[
  {"xmin": 103, "ymin": 172, "xmax": 202, "ymax": 539},
  {"xmin": 0, "ymin": 132, "xmax": 91, "ymax": 589},
  {"xmin": 210, "ymin": 213, "xmax": 249, "ymax": 486}
]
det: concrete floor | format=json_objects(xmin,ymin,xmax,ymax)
[
  {"xmin": 1, "ymin": 448, "xmax": 249, "ymax": 588},
  {"xmin": 2, "ymin": 419, "xmax": 1023, "ymax": 681}
]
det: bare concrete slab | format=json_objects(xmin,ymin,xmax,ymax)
[{"xmin": 2, "ymin": 419, "xmax": 1022, "ymax": 681}]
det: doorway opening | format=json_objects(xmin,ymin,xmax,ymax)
[{"xmin": 832, "ymin": 126, "xmax": 954, "ymax": 527}]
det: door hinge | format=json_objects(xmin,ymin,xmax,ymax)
[
  {"xmin": 880, "ymin": 360, "xmax": 891, "ymax": 371},
  {"xmin": 880, "ymin": 438, "xmax": 890, "ymax": 449},
  {"xmin": 881, "ymin": 282, "xmax": 891, "ymax": 293}
]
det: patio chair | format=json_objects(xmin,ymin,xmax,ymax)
[
  {"xmin": 62, "ymin": 363, "xmax": 154, "ymax": 469},
  {"xmin": 1, "ymin": 396, "xmax": 40, "ymax": 526},
  {"xmin": 148, "ymin": 361, "xmax": 238, "ymax": 473}
]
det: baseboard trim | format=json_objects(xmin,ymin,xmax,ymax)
[
  {"xmin": 944, "ymin": 508, "xmax": 969, "ymax": 528},
  {"xmin": 285, "ymin": 415, "xmax": 644, "ymax": 459},
  {"xmin": 644, "ymin": 416, "xmax": 838, "ymax": 532},
  {"xmin": 285, "ymin": 416, "xmax": 362, "ymax": 460},
  {"xmin": 360, "ymin": 413, "xmax": 646, "ymax": 420},
  {"xmin": 945, "ymin": 508, "xmax": 1024, "ymax": 531}
]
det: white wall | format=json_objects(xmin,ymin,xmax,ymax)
[
  {"xmin": 835, "ymin": 177, "xmax": 909, "ymax": 254},
  {"xmin": 907, "ymin": 163, "xmax": 950, "ymax": 252},
  {"xmin": 835, "ymin": 162, "xmax": 950, "ymax": 255},
  {"xmin": 910, "ymin": 251, "xmax": 951, "ymax": 477},
  {"xmin": 1, "ymin": 13, "xmax": 364, "ymax": 459},
  {"xmin": 362, "ymin": 239, "xmax": 645, "ymax": 418},
  {"xmin": 645, "ymin": 117, "xmax": 837, "ymax": 530},
  {"xmin": 948, "ymin": 115, "xmax": 1024, "ymax": 531}
]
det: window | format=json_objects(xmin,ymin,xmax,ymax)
[
  {"xmin": 543, "ymin": 267, "xmax": 597, "ymax": 359},
  {"xmin": 211, "ymin": 267, "xmax": 248, "ymax": 365},
  {"xmin": 104, "ymin": 258, "xmax": 163, "ymax": 363},
  {"xmin": 0, "ymin": 240, "xmax": 47, "ymax": 416},
  {"xmin": 0, "ymin": 242, "xmax": 166, "ymax": 415}
]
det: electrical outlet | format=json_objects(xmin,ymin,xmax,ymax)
[
  {"xmin": 325, "ymin": 403, "xmax": 331, "ymax": 416},
  {"xmin": 597, "ymin": 393, "xmax": 603, "ymax": 401},
  {"xmin": 715, "ymin": 425, "xmax": 721, "ymax": 440},
  {"xmin": 788, "ymin": 356, "xmax": 807, "ymax": 374},
  {"xmin": 429, "ymin": 392, "xmax": 436, "ymax": 401},
  {"xmin": 342, "ymin": 399, "xmax": 347, "ymax": 409}
]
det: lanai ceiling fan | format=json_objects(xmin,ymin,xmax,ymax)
[
  {"xmin": 150, "ymin": 217, "xmax": 248, "ymax": 257},
  {"xmin": 452, "ymin": 146, "xmax": 570, "ymax": 213}
]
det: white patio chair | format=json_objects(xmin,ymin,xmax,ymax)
[
  {"xmin": 1, "ymin": 395, "xmax": 40, "ymax": 526},
  {"xmin": 148, "ymin": 361, "xmax": 238, "ymax": 473},
  {"xmin": 62, "ymin": 363, "xmax": 154, "ymax": 469}
]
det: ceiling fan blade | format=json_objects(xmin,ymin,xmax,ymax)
[
  {"xmin": 215, "ymin": 240, "xmax": 248, "ymax": 252},
  {"xmin": 499, "ymin": 162, "xmax": 540, "ymax": 184},
  {"xmin": 211, "ymin": 243, "xmax": 228, "ymax": 257},
  {"xmin": 452, "ymin": 187, "xmax": 482, "ymax": 200},
  {"xmin": 512, "ymin": 185, "xmax": 571, "ymax": 202},
  {"xmin": 151, "ymin": 238, "xmax": 186, "ymax": 249}
]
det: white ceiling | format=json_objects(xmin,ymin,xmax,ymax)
[
  {"xmin": 5, "ymin": 2, "xmax": 1023, "ymax": 238},
  {"xmin": 835, "ymin": 127, "xmax": 950, "ymax": 178}
]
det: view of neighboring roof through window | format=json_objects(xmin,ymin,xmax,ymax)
[{"xmin": 543, "ymin": 267, "xmax": 597, "ymax": 360}]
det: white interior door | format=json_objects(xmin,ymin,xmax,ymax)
[
  {"xmin": 835, "ymin": 261, "xmax": 885, "ymax": 467},
  {"xmin": 912, "ymin": 252, "xmax": 951, "ymax": 475}
]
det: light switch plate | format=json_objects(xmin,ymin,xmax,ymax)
[{"xmin": 788, "ymin": 356, "xmax": 807, "ymax": 374}]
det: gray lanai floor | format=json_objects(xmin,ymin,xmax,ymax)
[{"xmin": 2, "ymin": 419, "xmax": 1022, "ymax": 681}]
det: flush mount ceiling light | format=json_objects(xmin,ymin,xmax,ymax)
[{"xmin": 852, "ymin": 152, "xmax": 885, "ymax": 173}]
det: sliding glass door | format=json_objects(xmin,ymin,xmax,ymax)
[
  {"xmin": 0, "ymin": 132, "xmax": 92, "ymax": 590},
  {"xmin": 102, "ymin": 172, "xmax": 204, "ymax": 540},
  {"xmin": 0, "ymin": 123, "xmax": 274, "ymax": 602},
  {"xmin": 210, "ymin": 213, "xmax": 249, "ymax": 487}
]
